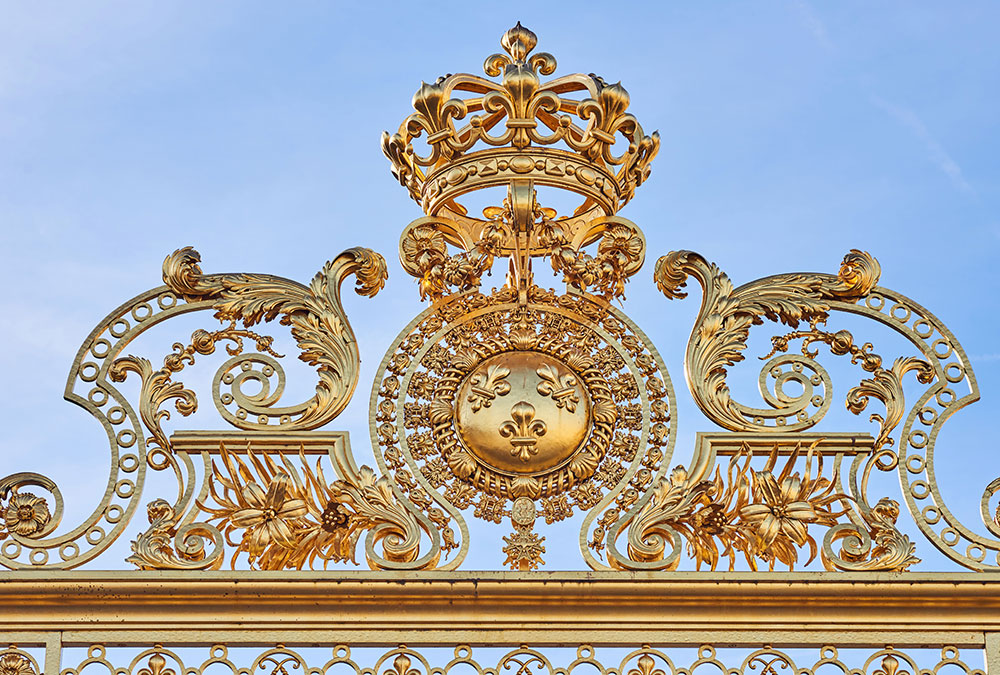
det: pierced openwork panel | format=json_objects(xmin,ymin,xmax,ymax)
[{"xmin": 45, "ymin": 644, "xmax": 988, "ymax": 675}]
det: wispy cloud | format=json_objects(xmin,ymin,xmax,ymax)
[
  {"xmin": 791, "ymin": 0, "xmax": 834, "ymax": 51},
  {"xmin": 970, "ymin": 353, "xmax": 1000, "ymax": 363},
  {"xmin": 871, "ymin": 96, "xmax": 974, "ymax": 194}
]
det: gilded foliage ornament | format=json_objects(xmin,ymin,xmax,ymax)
[
  {"xmin": 194, "ymin": 443, "xmax": 444, "ymax": 570},
  {"xmin": 126, "ymin": 499, "xmax": 223, "ymax": 571},
  {"xmin": 162, "ymin": 245, "xmax": 387, "ymax": 429}
]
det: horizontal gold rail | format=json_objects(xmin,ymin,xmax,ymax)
[{"xmin": 2, "ymin": 572, "xmax": 999, "ymax": 647}]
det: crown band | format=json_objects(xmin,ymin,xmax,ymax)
[{"xmin": 422, "ymin": 148, "xmax": 620, "ymax": 221}]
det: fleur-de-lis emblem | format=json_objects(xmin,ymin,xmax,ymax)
[
  {"xmin": 467, "ymin": 364, "xmax": 511, "ymax": 412},
  {"xmin": 626, "ymin": 654, "xmax": 666, "ymax": 675},
  {"xmin": 873, "ymin": 655, "xmax": 910, "ymax": 675},
  {"xmin": 536, "ymin": 363, "xmax": 580, "ymax": 412},
  {"xmin": 499, "ymin": 401, "xmax": 547, "ymax": 462},
  {"xmin": 137, "ymin": 654, "xmax": 176, "ymax": 675},
  {"xmin": 384, "ymin": 653, "xmax": 422, "ymax": 675}
]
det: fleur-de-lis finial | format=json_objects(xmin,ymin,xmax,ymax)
[
  {"xmin": 484, "ymin": 22, "xmax": 557, "ymax": 77},
  {"xmin": 500, "ymin": 22, "xmax": 537, "ymax": 63}
]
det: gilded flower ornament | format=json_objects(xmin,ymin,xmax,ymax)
[
  {"xmin": 617, "ymin": 441, "xmax": 867, "ymax": 571},
  {"xmin": 401, "ymin": 225, "xmax": 447, "ymax": 269},
  {"xmin": 599, "ymin": 224, "xmax": 644, "ymax": 268},
  {"xmin": 230, "ymin": 476, "xmax": 308, "ymax": 556},
  {"xmin": 196, "ymin": 444, "xmax": 442, "ymax": 570},
  {"xmin": 202, "ymin": 469, "xmax": 310, "ymax": 565},
  {"xmin": 2, "ymin": 492, "xmax": 50, "ymax": 537},
  {"xmin": 741, "ymin": 472, "xmax": 819, "ymax": 548},
  {"xmin": 0, "ymin": 652, "xmax": 35, "ymax": 675}
]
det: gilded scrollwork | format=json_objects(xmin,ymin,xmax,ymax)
[
  {"xmin": 0, "ymin": 21, "xmax": 995, "ymax": 577},
  {"xmin": 600, "ymin": 441, "xmax": 851, "ymax": 571},
  {"xmin": 126, "ymin": 499, "xmax": 224, "ymax": 571},
  {"xmin": 763, "ymin": 327, "xmax": 934, "ymax": 452},
  {"xmin": 653, "ymin": 249, "xmax": 880, "ymax": 433},
  {"xmin": 846, "ymin": 357, "xmax": 935, "ymax": 455},
  {"xmin": 654, "ymin": 246, "xmax": 991, "ymax": 570},
  {"xmin": 0, "ymin": 242, "xmax": 384, "ymax": 570},
  {"xmin": 844, "ymin": 287, "xmax": 988, "ymax": 570},
  {"xmin": 162, "ymin": 246, "xmax": 387, "ymax": 429},
  {"xmin": 823, "ymin": 496, "xmax": 920, "ymax": 572},
  {"xmin": 110, "ymin": 325, "xmax": 280, "ymax": 467},
  {"xmin": 598, "ymin": 439, "xmax": 919, "ymax": 572}
]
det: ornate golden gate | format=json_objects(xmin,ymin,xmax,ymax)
[{"xmin": 1, "ymin": 23, "xmax": 997, "ymax": 675}]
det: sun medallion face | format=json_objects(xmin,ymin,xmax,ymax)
[{"xmin": 455, "ymin": 351, "xmax": 590, "ymax": 475}]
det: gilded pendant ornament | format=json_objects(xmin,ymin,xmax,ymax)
[{"xmin": 0, "ymin": 22, "xmax": 992, "ymax": 577}]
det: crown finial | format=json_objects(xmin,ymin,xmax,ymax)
[
  {"xmin": 501, "ymin": 22, "xmax": 536, "ymax": 63},
  {"xmin": 485, "ymin": 22, "xmax": 556, "ymax": 78}
]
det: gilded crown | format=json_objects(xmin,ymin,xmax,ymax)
[
  {"xmin": 382, "ymin": 23, "xmax": 659, "ymax": 230},
  {"xmin": 382, "ymin": 24, "xmax": 659, "ymax": 300}
]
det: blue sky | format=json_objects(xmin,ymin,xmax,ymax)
[{"xmin": 0, "ymin": 2, "xmax": 998, "ymax": 570}]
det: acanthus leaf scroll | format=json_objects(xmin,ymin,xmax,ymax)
[
  {"xmin": 162, "ymin": 245, "xmax": 387, "ymax": 429},
  {"xmin": 653, "ymin": 249, "xmax": 881, "ymax": 434}
]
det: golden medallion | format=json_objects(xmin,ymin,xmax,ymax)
[
  {"xmin": 455, "ymin": 351, "xmax": 589, "ymax": 474},
  {"xmin": 371, "ymin": 284, "xmax": 675, "ymax": 568}
]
